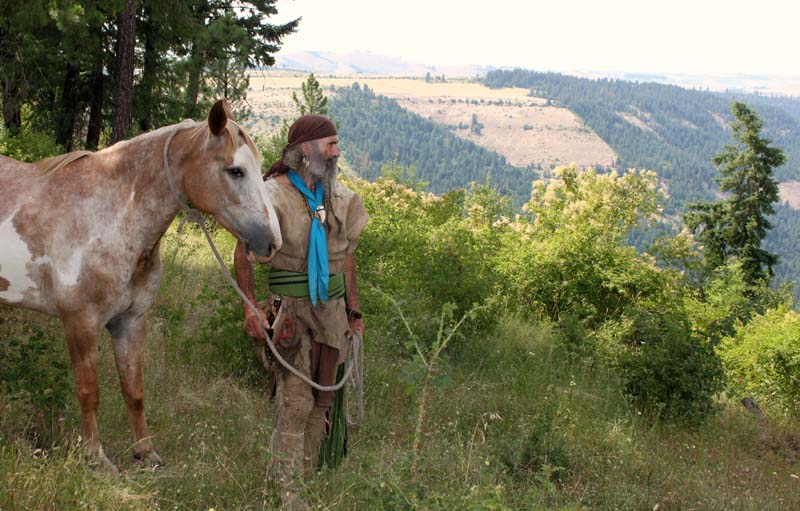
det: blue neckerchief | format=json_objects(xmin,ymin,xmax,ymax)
[{"xmin": 287, "ymin": 170, "xmax": 328, "ymax": 306}]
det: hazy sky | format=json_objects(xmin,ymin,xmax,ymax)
[{"xmin": 273, "ymin": 0, "xmax": 798, "ymax": 76}]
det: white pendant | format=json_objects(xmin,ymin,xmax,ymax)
[{"xmin": 315, "ymin": 204, "xmax": 327, "ymax": 224}]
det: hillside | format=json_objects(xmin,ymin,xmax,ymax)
[
  {"xmin": 328, "ymin": 84, "xmax": 535, "ymax": 205},
  {"xmin": 481, "ymin": 69, "xmax": 800, "ymax": 208},
  {"xmin": 395, "ymin": 96, "xmax": 616, "ymax": 170},
  {"xmin": 480, "ymin": 69, "xmax": 800, "ymax": 291},
  {"xmin": 246, "ymin": 71, "xmax": 616, "ymax": 173}
]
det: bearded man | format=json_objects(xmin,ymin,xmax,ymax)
[{"xmin": 233, "ymin": 115, "xmax": 367, "ymax": 507}]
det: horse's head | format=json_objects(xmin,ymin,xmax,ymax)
[{"xmin": 181, "ymin": 100, "xmax": 282, "ymax": 262}]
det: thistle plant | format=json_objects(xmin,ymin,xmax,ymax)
[{"xmin": 386, "ymin": 297, "xmax": 484, "ymax": 483}]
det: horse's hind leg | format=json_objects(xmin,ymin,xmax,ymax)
[
  {"xmin": 62, "ymin": 311, "xmax": 118, "ymax": 474},
  {"xmin": 108, "ymin": 313, "xmax": 163, "ymax": 467}
]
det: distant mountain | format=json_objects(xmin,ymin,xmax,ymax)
[
  {"xmin": 275, "ymin": 50, "xmax": 800, "ymax": 95},
  {"xmin": 274, "ymin": 50, "xmax": 492, "ymax": 77}
]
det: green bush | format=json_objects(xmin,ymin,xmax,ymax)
[
  {"xmin": 347, "ymin": 175, "xmax": 499, "ymax": 351},
  {"xmin": 615, "ymin": 307, "xmax": 724, "ymax": 423},
  {"xmin": 685, "ymin": 261, "xmax": 791, "ymax": 346},
  {"xmin": 718, "ymin": 305, "xmax": 800, "ymax": 418},
  {"xmin": 0, "ymin": 324, "xmax": 71, "ymax": 445},
  {"xmin": 0, "ymin": 127, "xmax": 63, "ymax": 162}
]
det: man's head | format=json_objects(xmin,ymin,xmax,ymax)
[
  {"xmin": 304, "ymin": 135, "xmax": 339, "ymax": 180},
  {"xmin": 268, "ymin": 115, "xmax": 339, "ymax": 179}
]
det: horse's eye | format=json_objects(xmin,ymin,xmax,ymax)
[{"xmin": 226, "ymin": 166, "xmax": 245, "ymax": 178}]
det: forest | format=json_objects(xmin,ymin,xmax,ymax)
[
  {"xmin": 329, "ymin": 83, "xmax": 537, "ymax": 206},
  {"xmin": 0, "ymin": 0, "xmax": 297, "ymax": 154},
  {"xmin": 481, "ymin": 69, "xmax": 800, "ymax": 208}
]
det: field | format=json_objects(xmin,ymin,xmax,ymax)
[
  {"xmin": 246, "ymin": 71, "xmax": 617, "ymax": 170},
  {"xmin": 779, "ymin": 181, "xmax": 800, "ymax": 209}
]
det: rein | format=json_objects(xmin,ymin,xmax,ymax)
[{"xmin": 162, "ymin": 124, "xmax": 364, "ymax": 427}]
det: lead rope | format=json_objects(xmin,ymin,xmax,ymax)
[{"xmin": 163, "ymin": 125, "xmax": 363, "ymax": 427}]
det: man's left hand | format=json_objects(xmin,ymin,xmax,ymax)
[{"xmin": 349, "ymin": 317, "xmax": 365, "ymax": 338}]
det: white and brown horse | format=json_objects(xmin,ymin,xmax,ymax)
[{"xmin": 0, "ymin": 100, "xmax": 281, "ymax": 472}]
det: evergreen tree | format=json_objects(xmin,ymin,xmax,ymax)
[
  {"xmin": 291, "ymin": 73, "xmax": 328, "ymax": 116},
  {"xmin": 111, "ymin": 0, "xmax": 136, "ymax": 143},
  {"xmin": 684, "ymin": 102, "xmax": 786, "ymax": 284},
  {"xmin": 261, "ymin": 73, "xmax": 331, "ymax": 168}
]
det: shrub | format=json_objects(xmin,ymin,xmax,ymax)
[
  {"xmin": 685, "ymin": 261, "xmax": 791, "ymax": 346},
  {"xmin": 0, "ymin": 324, "xmax": 71, "ymax": 445},
  {"xmin": 0, "ymin": 127, "xmax": 63, "ymax": 162},
  {"xmin": 495, "ymin": 166, "xmax": 670, "ymax": 327},
  {"xmin": 615, "ymin": 307, "xmax": 724, "ymax": 424},
  {"xmin": 718, "ymin": 305, "xmax": 800, "ymax": 418},
  {"xmin": 347, "ymin": 175, "xmax": 499, "ymax": 349}
]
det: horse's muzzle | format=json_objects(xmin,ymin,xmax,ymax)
[{"xmin": 242, "ymin": 232, "xmax": 280, "ymax": 264}]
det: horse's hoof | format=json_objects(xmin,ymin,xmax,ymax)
[
  {"xmin": 89, "ymin": 452, "xmax": 119, "ymax": 475},
  {"xmin": 134, "ymin": 449, "xmax": 164, "ymax": 468}
]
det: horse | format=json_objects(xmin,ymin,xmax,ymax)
[{"xmin": 0, "ymin": 100, "xmax": 282, "ymax": 473}]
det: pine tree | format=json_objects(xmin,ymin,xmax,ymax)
[
  {"xmin": 684, "ymin": 101, "xmax": 786, "ymax": 284},
  {"xmin": 292, "ymin": 73, "xmax": 328, "ymax": 116}
]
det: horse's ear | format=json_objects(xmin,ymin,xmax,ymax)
[{"xmin": 208, "ymin": 99, "xmax": 232, "ymax": 136}]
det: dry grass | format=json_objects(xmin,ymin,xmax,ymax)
[
  {"xmin": 779, "ymin": 180, "xmax": 800, "ymax": 209},
  {"xmin": 398, "ymin": 97, "xmax": 616, "ymax": 169},
  {"xmin": 245, "ymin": 71, "xmax": 617, "ymax": 171}
]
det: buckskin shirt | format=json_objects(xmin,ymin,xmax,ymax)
[{"xmin": 265, "ymin": 176, "xmax": 368, "ymax": 365}]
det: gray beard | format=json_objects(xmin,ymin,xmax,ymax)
[
  {"xmin": 306, "ymin": 153, "xmax": 337, "ymax": 181},
  {"xmin": 305, "ymin": 151, "xmax": 338, "ymax": 200},
  {"xmin": 304, "ymin": 152, "xmax": 340, "ymax": 227}
]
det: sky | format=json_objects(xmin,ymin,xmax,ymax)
[{"xmin": 272, "ymin": 0, "xmax": 799, "ymax": 77}]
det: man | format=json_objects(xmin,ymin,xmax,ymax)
[{"xmin": 233, "ymin": 115, "xmax": 367, "ymax": 508}]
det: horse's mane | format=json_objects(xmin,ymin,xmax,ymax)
[
  {"xmin": 31, "ymin": 118, "xmax": 256, "ymax": 176},
  {"xmin": 34, "ymin": 151, "xmax": 93, "ymax": 174}
]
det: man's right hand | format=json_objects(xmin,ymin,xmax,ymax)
[{"xmin": 244, "ymin": 309, "xmax": 269, "ymax": 341}]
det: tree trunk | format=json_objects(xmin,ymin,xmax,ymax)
[
  {"xmin": 111, "ymin": 0, "xmax": 136, "ymax": 144},
  {"xmin": 136, "ymin": 3, "xmax": 157, "ymax": 132},
  {"xmin": 85, "ymin": 56, "xmax": 105, "ymax": 150},
  {"xmin": 2, "ymin": 79, "xmax": 22, "ymax": 132},
  {"xmin": 1, "ymin": 25, "xmax": 23, "ymax": 132},
  {"xmin": 183, "ymin": 41, "xmax": 202, "ymax": 119},
  {"xmin": 55, "ymin": 63, "xmax": 81, "ymax": 151}
]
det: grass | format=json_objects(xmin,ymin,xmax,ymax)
[{"xmin": 2, "ymin": 225, "xmax": 799, "ymax": 510}]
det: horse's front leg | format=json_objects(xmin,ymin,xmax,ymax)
[
  {"xmin": 108, "ymin": 313, "xmax": 163, "ymax": 467},
  {"xmin": 63, "ymin": 310, "xmax": 118, "ymax": 474}
]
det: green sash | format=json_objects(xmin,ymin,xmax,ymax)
[{"xmin": 269, "ymin": 269, "xmax": 345, "ymax": 300}]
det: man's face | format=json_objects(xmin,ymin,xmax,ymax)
[{"xmin": 306, "ymin": 135, "xmax": 339, "ymax": 180}]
